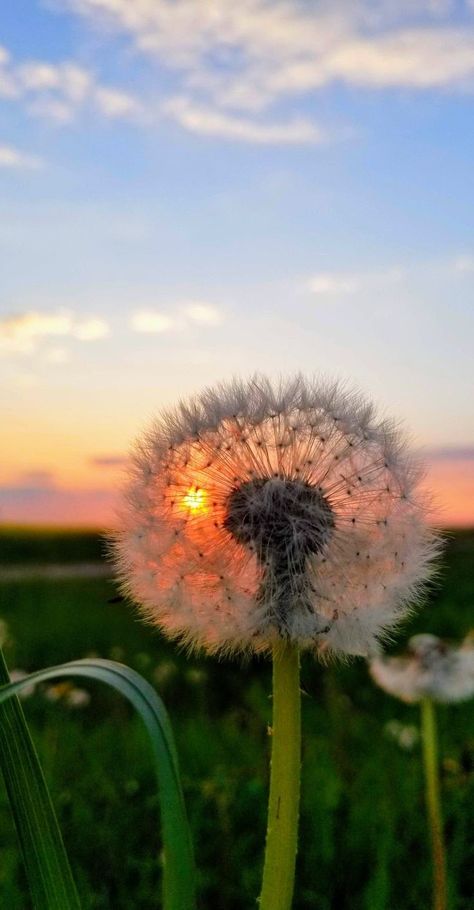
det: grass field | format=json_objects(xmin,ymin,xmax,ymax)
[{"xmin": 0, "ymin": 527, "xmax": 473, "ymax": 910}]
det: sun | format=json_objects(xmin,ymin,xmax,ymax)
[{"xmin": 182, "ymin": 486, "xmax": 208, "ymax": 513}]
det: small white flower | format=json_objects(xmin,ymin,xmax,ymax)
[
  {"xmin": 384, "ymin": 719, "xmax": 419, "ymax": 750},
  {"xmin": 111, "ymin": 375, "xmax": 439, "ymax": 658},
  {"xmin": 66, "ymin": 688, "xmax": 91, "ymax": 708},
  {"xmin": 370, "ymin": 633, "xmax": 474, "ymax": 703}
]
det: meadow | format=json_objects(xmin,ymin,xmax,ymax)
[{"xmin": 0, "ymin": 527, "xmax": 473, "ymax": 910}]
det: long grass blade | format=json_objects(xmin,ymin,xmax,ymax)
[
  {"xmin": 0, "ymin": 658, "xmax": 196, "ymax": 910},
  {"xmin": 0, "ymin": 647, "xmax": 82, "ymax": 910}
]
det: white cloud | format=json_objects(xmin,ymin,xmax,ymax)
[
  {"xmin": 94, "ymin": 86, "xmax": 143, "ymax": 119},
  {"xmin": 131, "ymin": 310, "xmax": 175, "ymax": 333},
  {"xmin": 0, "ymin": 44, "xmax": 143, "ymax": 125},
  {"xmin": 0, "ymin": 143, "xmax": 43, "ymax": 169},
  {"xmin": 453, "ymin": 254, "xmax": 474, "ymax": 273},
  {"xmin": 18, "ymin": 62, "xmax": 65, "ymax": 92},
  {"xmin": 307, "ymin": 273, "xmax": 360, "ymax": 295},
  {"xmin": 56, "ymin": 63, "xmax": 93, "ymax": 102},
  {"xmin": 5, "ymin": 4, "xmax": 474, "ymax": 148},
  {"xmin": 325, "ymin": 28, "xmax": 474, "ymax": 90},
  {"xmin": 131, "ymin": 301, "xmax": 224, "ymax": 332},
  {"xmin": 26, "ymin": 97, "xmax": 76, "ymax": 123},
  {"xmin": 1, "ymin": 311, "xmax": 72, "ymax": 343},
  {"xmin": 0, "ymin": 309, "xmax": 110, "ymax": 355},
  {"xmin": 42, "ymin": 346, "xmax": 70, "ymax": 364},
  {"xmin": 164, "ymin": 97, "xmax": 327, "ymax": 144},
  {"xmin": 0, "ymin": 74, "xmax": 18, "ymax": 99},
  {"xmin": 183, "ymin": 302, "xmax": 223, "ymax": 325},
  {"xmin": 60, "ymin": 0, "xmax": 474, "ymax": 115},
  {"xmin": 0, "ymin": 45, "xmax": 18, "ymax": 98},
  {"xmin": 72, "ymin": 317, "xmax": 109, "ymax": 340},
  {"xmin": 306, "ymin": 267, "xmax": 405, "ymax": 295}
]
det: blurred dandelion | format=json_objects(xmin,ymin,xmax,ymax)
[
  {"xmin": 45, "ymin": 681, "xmax": 91, "ymax": 708},
  {"xmin": 371, "ymin": 633, "xmax": 474, "ymax": 703},
  {"xmin": 112, "ymin": 374, "xmax": 439, "ymax": 910},
  {"xmin": 371, "ymin": 634, "xmax": 474, "ymax": 910}
]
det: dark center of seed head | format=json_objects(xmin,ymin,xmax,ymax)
[{"xmin": 224, "ymin": 476, "xmax": 334, "ymax": 568}]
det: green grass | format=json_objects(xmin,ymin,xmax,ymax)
[{"xmin": 0, "ymin": 528, "xmax": 473, "ymax": 909}]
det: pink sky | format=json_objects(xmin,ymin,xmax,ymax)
[{"xmin": 1, "ymin": 456, "xmax": 472, "ymax": 529}]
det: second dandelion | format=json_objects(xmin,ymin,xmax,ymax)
[{"xmin": 371, "ymin": 633, "xmax": 474, "ymax": 910}]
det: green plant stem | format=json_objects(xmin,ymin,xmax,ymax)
[
  {"xmin": 421, "ymin": 697, "xmax": 447, "ymax": 910},
  {"xmin": 259, "ymin": 641, "xmax": 301, "ymax": 910}
]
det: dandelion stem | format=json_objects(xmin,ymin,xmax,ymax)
[
  {"xmin": 421, "ymin": 697, "xmax": 448, "ymax": 910},
  {"xmin": 259, "ymin": 641, "xmax": 301, "ymax": 910}
]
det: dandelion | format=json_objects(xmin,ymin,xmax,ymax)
[
  {"xmin": 370, "ymin": 634, "xmax": 474, "ymax": 910},
  {"xmin": 113, "ymin": 375, "xmax": 438, "ymax": 659},
  {"xmin": 112, "ymin": 374, "xmax": 439, "ymax": 910},
  {"xmin": 370, "ymin": 633, "xmax": 474, "ymax": 704}
]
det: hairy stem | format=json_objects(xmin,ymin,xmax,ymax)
[
  {"xmin": 421, "ymin": 697, "xmax": 448, "ymax": 910},
  {"xmin": 259, "ymin": 641, "xmax": 301, "ymax": 910}
]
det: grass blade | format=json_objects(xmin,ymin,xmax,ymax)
[
  {"xmin": 0, "ymin": 647, "xmax": 81, "ymax": 910},
  {"xmin": 0, "ymin": 658, "xmax": 197, "ymax": 910}
]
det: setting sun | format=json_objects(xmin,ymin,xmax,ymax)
[{"xmin": 183, "ymin": 487, "xmax": 208, "ymax": 513}]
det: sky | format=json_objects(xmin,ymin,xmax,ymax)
[{"xmin": 1, "ymin": 0, "xmax": 473, "ymax": 527}]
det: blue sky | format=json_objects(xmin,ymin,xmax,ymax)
[{"xmin": 1, "ymin": 0, "xmax": 473, "ymax": 524}]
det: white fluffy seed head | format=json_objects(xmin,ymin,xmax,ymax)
[
  {"xmin": 110, "ymin": 374, "xmax": 440, "ymax": 659},
  {"xmin": 370, "ymin": 633, "xmax": 474, "ymax": 703}
]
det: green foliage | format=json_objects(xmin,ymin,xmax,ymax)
[
  {"xmin": 0, "ymin": 660, "xmax": 196, "ymax": 910},
  {"xmin": 0, "ymin": 528, "xmax": 473, "ymax": 909},
  {"xmin": 0, "ymin": 649, "xmax": 81, "ymax": 910},
  {"xmin": 0, "ymin": 527, "xmax": 104, "ymax": 565}
]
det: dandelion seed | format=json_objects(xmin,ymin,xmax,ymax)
[{"xmin": 112, "ymin": 374, "xmax": 438, "ymax": 658}]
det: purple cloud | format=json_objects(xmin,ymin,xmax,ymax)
[
  {"xmin": 426, "ymin": 447, "xmax": 474, "ymax": 462},
  {"xmin": 0, "ymin": 485, "xmax": 117, "ymax": 526},
  {"xmin": 89, "ymin": 455, "xmax": 127, "ymax": 467}
]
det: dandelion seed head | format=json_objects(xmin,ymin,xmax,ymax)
[
  {"xmin": 111, "ymin": 374, "xmax": 440, "ymax": 658},
  {"xmin": 370, "ymin": 633, "xmax": 474, "ymax": 703}
]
